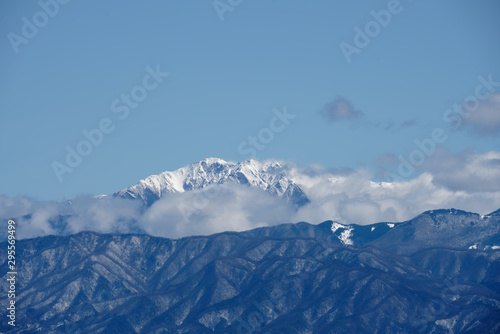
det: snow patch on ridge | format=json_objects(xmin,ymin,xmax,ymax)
[
  {"xmin": 340, "ymin": 227, "xmax": 354, "ymax": 246},
  {"xmin": 331, "ymin": 222, "xmax": 347, "ymax": 234},
  {"xmin": 331, "ymin": 222, "xmax": 354, "ymax": 246}
]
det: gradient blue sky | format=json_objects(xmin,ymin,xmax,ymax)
[{"xmin": 1, "ymin": 0, "xmax": 499, "ymax": 200}]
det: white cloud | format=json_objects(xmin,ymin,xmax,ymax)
[
  {"xmin": 0, "ymin": 196, "xmax": 62, "ymax": 239},
  {"xmin": 287, "ymin": 152, "xmax": 500, "ymax": 225},
  {"xmin": 139, "ymin": 183, "xmax": 294, "ymax": 238},
  {"xmin": 65, "ymin": 196, "xmax": 143, "ymax": 234},
  {"xmin": 0, "ymin": 196, "xmax": 142, "ymax": 239},
  {"xmin": 293, "ymin": 170, "xmax": 500, "ymax": 225},
  {"xmin": 17, "ymin": 205, "xmax": 59, "ymax": 239}
]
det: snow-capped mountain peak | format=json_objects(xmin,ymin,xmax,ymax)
[{"xmin": 114, "ymin": 158, "xmax": 309, "ymax": 207}]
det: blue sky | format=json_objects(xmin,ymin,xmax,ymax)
[{"xmin": 1, "ymin": 0, "xmax": 500, "ymax": 200}]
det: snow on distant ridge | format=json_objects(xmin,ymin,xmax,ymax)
[
  {"xmin": 331, "ymin": 222, "xmax": 347, "ymax": 234},
  {"xmin": 331, "ymin": 222, "xmax": 354, "ymax": 246},
  {"xmin": 340, "ymin": 227, "xmax": 354, "ymax": 246}
]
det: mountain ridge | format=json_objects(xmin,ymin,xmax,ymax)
[{"xmin": 1, "ymin": 208, "xmax": 500, "ymax": 333}]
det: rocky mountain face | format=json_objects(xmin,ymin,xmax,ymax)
[
  {"xmin": 114, "ymin": 158, "xmax": 310, "ymax": 208},
  {"xmin": 1, "ymin": 209, "xmax": 499, "ymax": 333}
]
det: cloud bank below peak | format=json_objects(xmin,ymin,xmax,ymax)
[{"xmin": 1, "ymin": 151, "xmax": 499, "ymax": 239}]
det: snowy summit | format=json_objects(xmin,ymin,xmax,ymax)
[{"xmin": 114, "ymin": 158, "xmax": 310, "ymax": 207}]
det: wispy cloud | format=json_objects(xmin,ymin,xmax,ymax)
[
  {"xmin": 399, "ymin": 119, "xmax": 418, "ymax": 128},
  {"xmin": 319, "ymin": 97, "xmax": 419, "ymax": 133}
]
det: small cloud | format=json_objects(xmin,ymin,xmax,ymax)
[
  {"xmin": 381, "ymin": 119, "xmax": 419, "ymax": 132},
  {"xmin": 383, "ymin": 120, "xmax": 394, "ymax": 131},
  {"xmin": 319, "ymin": 97, "xmax": 419, "ymax": 133},
  {"xmin": 461, "ymin": 92, "xmax": 500, "ymax": 135},
  {"xmin": 319, "ymin": 96, "xmax": 363, "ymax": 122}
]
